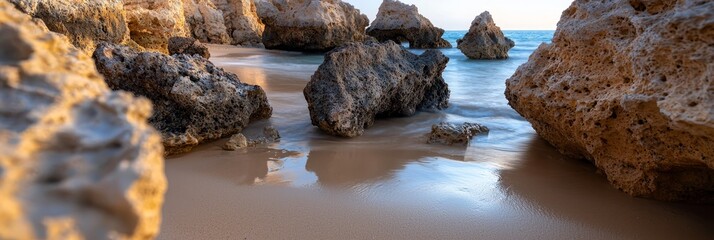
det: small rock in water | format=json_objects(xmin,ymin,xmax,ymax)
[
  {"xmin": 427, "ymin": 122, "xmax": 490, "ymax": 146},
  {"xmin": 223, "ymin": 126, "xmax": 281, "ymax": 151},
  {"xmin": 168, "ymin": 36, "xmax": 211, "ymax": 58},
  {"xmin": 223, "ymin": 133, "xmax": 249, "ymax": 151}
]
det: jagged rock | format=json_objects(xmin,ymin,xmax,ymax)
[
  {"xmin": 9, "ymin": 0, "xmax": 130, "ymax": 53},
  {"xmin": 182, "ymin": 0, "xmax": 232, "ymax": 44},
  {"xmin": 457, "ymin": 11, "xmax": 515, "ymax": 59},
  {"xmin": 0, "ymin": 1, "xmax": 166, "ymax": 239},
  {"xmin": 366, "ymin": 0, "xmax": 451, "ymax": 49},
  {"xmin": 505, "ymin": 0, "xmax": 714, "ymax": 202},
  {"xmin": 257, "ymin": 0, "xmax": 369, "ymax": 51},
  {"xmin": 427, "ymin": 122, "xmax": 490, "ymax": 146},
  {"xmin": 168, "ymin": 36, "xmax": 211, "ymax": 58},
  {"xmin": 123, "ymin": 0, "xmax": 190, "ymax": 53},
  {"xmin": 212, "ymin": 0, "xmax": 264, "ymax": 46},
  {"xmin": 223, "ymin": 133, "xmax": 249, "ymax": 150},
  {"xmin": 304, "ymin": 41, "xmax": 450, "ymax": 137},
  {"xmin": 222, "ymin": 126, "xmax": 281, "ymax": 151},
  {"xmin": 93, "ymin": 43, "xmax": 273, "ymax": 155}
]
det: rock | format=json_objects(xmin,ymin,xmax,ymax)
[
  {"xmin": 0, "ymin": 1, "xmax": 166, "ymax": 239},
  {"xmin": 222, "ymin": 126, "xmax": 280, "ymax": 151},
  {"xmin": 123, "ymin": 0, "xmax": 190, "ymax": 53},
  {"xmin": 457, "ymin": 11, "xmax": 515, "ymax": 59},
  {"xmin": 168, "ymin": 36, "xmax": 211, "ymax": 58},
  {"xmin": 9, "ymin": 0, "xmax": 130, "ymax": 53},
  {"xmin": 304, "ymin": 41, "xmax": 450, "ymax": 137},
  {"xmin": 366, "ymin": 0, "xmax": 451, "ymax": 49},
  {"xmin": 93, "ymin": 42, "xmax": 273, "ymax": 155},
  {"xmin": 182, "ymin": 0, "xmax": 232, "ymax": 44},
  {"xmin": 505, "ymin": 0, "xmax": 714, "ymax": 202},
  {"xmin": 212, "ymin": 0, "xmax": 265, "ymax": 46},
  {"xmin": 223, "ymin": 133, "xmax": 249, "ymax": 150},
  {"xmin": 427, "ymin": 122, "xmax": 490, "ymax": 146},
  {"xmin": 258, "ymin": 0, "xmax": 370, "ymax": 51}
]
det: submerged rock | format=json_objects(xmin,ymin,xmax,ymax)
[
  {"xmin": 0, "ymin": 1, "xmax": 166, "ymax": 239},
  {"xmin": 457, "ymin": 11, "xmax": 515, "ymax": 59},
  {"xmin": 124, "ymin": 0, "xmax": 190, "ymax": 53},
  {"xmin": 304, "ymin": 41, "xmax": 450, "ymax": 137},
  {"xmin": 168, "ymin": 36, "xmax": 211, "ymax": 58},
  {"xmin": 366, "ymin": 0, "xmax": 451, "ymax": 49},
  {"xmin": 223, "ymin": 126, "xmax": 281, "ymax": 151},
  {"xmin": 182, "ymin": 0, "xmax": 232, "ymax": 44},
  {"xmin": 505, "ymin": 0, "xmax": 714, "ymax": 201},
  {"xmin": 213, "ymin": 0, "xmax": 265, "ymax": 46},
  {"xmin": 223, "ymin": 133, "xmax": 249, "ymax": 150},
  {"xmin": 427, "ymin": 123, "xmax": 490, "ymax": 146},
  {"xmin": 93, "ymin": 43, "xmax": 273, "ymax": 155},
  {"xmin": 258, "ymin": 0, "xmax": 369, "ymax": 51}
]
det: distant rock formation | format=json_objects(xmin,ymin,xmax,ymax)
[
  {"xmin": 123, "ymin": 0, "xmax": 190, "ymax": 53},
  {"xmin": 258, "ymin": 0, "xmax": 370, "ymax": 51},
  {"xmin": 212, "ymin": 0, "xmax": 264, "ymax": 46},
  {"xmin": 0, "ymin": 1, "xmax": 166, "ymax": 239},
  {"xmin": 168, "ymin": 36, "xmax": 211, "ymax": 58},
  {"xmin": 304, "ymin": 41, "xmax": 450, "ymax": 137},
  {"xmin": 506, "ymin": 0, "xmax": 714, "ymax": 202},
  {"xmin": 182, "ymin": 0, "xmax": 232, "ymax": 44},
  {"xmin": 457, "ymin": 11, "xmax": 515, "ymax": 59},
  {"xmin": 427, "ymin": 123, "xmax": 490, "ymax": 146},
  {"xmin": 93, "ymin": 43, "xmax": 272, "ymax": 155},
  {"xmin": 366, "ymin": 0, "xmax": 451, "ymax": 49}
]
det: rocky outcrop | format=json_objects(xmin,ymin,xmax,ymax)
[
  {"xmin": 212, "ymin": 0, "xmax": 264, "ymax": 46},
  {"xmin": 457, "ymin": 11, "xmax": 515, "ymax": 59},
  {"xmin": 168, "ymin": 36, "xmax": 211, "ymax": 58},
  {"xmin": 366, "ymin": 0, "xmax": 451, "ymax": 49},
  {"xmin": 124, "ymin": 0, "xmax": 190, "ymax": 53},
  {"xmin": 427, "ymin": 123, "xmax": 490, "ymax": 146},
  {"xmin": 0, "ymin": 1, "xmax": 166, "ymax": 239},
  {"xmin": 258, "ymin": 0, "xmax": 370, "ymax": 51},
  {"xmin": 304, "ymin": 41, "xmax": 450, "ymax": 137},
  {"xmin": 505, "ymin": 0, "xmax": 714, "ymax": 202},
  {"xmin": 9, "ymin": 0, "xmax": 130, "ymax": 53},
  {"xmin": 93, "ymin": 43, "xmax": 273, "ymax": 155},
  {"xmin": 182, "ymin": 0, "xmax": 232, "ymax": 44}
]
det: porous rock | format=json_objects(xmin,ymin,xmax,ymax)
[
  {"xmin": 366, "ymin": 0, "xmax": 451, "ymax": 49},
  {"xmin": 427, "ymin": 122, "xmax": 490, "ymax": 146},
  {"xmin": 457, "ymin": 11, "xmax": 515, "ymax": 59},
  {"xmin": 124, "ymin": 0, "xmax": 190, "ymax": 53},
  {"xmin": 212, "ymin": 0, "xmax": 264, "ymax": 46},
  {"xmin": 168, "ymin": 36, "xmax": 211, "ymax": 58},
  {"xmin": 182, "ymin": 0, "xmax": 232, "ymax": 44}
]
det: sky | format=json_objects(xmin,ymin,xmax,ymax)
[{"xmin": 344, "ymin": 0, "xmax": 574, "ymax": 30}]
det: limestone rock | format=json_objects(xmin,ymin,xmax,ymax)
[
  {"xmin": 304, "ymin": 41, "xmax": 450, "ymax": 137},
  {"xmin": 505, "ymin": 0, "xmax": 714, "ymax": 202},
  {"xmin": 0, "ymin": 1, "xmax": 166, "ymax": 239},
  {"xmin": 123, "ymin": 0, "xmax": 190, "ymax": 53},
  {"xmin": 182, "ymin": 0, "xmax": 232, "ymax": 44},
  {"xmin": 168, "ymin": 36, "xmax": 211, "ymax": 58},
  {"xmin": 457, "ymin": 11, "xmax": 515, "ymax": 59},
  {"xmin": 366, "ymin": 0, "xmax": 451, "ymax": 49},
  {"xmin": 212, "ymin": 0, "xmax": 264, "ymax": 46},
  {"xmin": 427, "ymin": 122, "xmax": 489, "ymax": 146},
  {"xmin": 93, "ymin": 43, "xmax": 273, "ymax": 155},
  {"xmin": 258, "ymin": 0, "xmax": 370, "ymax": 51},
  {"xmin": 223, "ymin": 133, "xmax": 249, "ymax": 150}
]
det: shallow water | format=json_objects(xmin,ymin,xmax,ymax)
[{"xmin": 159, "ymin": 31, "xmax": 714, "ymax": 239}]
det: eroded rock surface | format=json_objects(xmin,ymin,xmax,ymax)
[
  {"xmin": 168, "ymin": 36, "xmax": 211, "ymax": 58},
  {"xmin": 258, "ymin": 0, "xmax": 369, "ymax": 51},
  {"xmin": 124, "ymin": 0, "xmax": 190, "ymax": 53},
  {"xmin": 182, "ymin": 0, "xmax": 232, "ymax": 44},
  {"xmin": 366, "ymin": 0, "xmax": 451, "ymax": 49},
  {"xmin": 213, "ymin": 0, "xmax": 264, "ymax": 46},
  {"xmin": 93, "ymin": 43, "xmax": 272, "ymax": 155},
  {"xmin": 427, "ymin": 122, "xmax": 490, "ymax": 146},
  {"xmin": 457, "ymin": 11, "xmax": 515, "ymax": 59},
  {"xmin": 304, "ymin": 41, "xmax": 450, "ymax": 137},
  {"xmin": 505, "ymin": 0, "xmax": 714, "ymax": 201},
  {"xmin": 0, "ymin": 1, "xmax": 166, "ymax": 239}
]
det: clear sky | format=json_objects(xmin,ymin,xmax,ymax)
[{"xmin": 344, "ymin": 0, "xmax": 574, "ymax": 30}]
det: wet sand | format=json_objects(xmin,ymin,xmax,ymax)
[{"xmin": 158, "ymin": 45, "xmax": 714, "ymax": 239}]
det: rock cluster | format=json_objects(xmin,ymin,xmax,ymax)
[
  {"xmin": 182, "ymin": 0, "xmax": 232, "ymax": 44},
  {"xmin": 258, "ymin": 0, "xmax": 370, "ymax": 51},
  {"xmin": 304, "ymin": 41, "xmax": 450, "ymax": 137},
  {"xmin": 223, "ymin": 126, "xmax": 281, "ymax": 150},
  {"xmin": 427, "ymin": 123, "xmax": 490, "ymax": 146},
  {"xmin": 0, "ymin": 1, "xmax": 166, "ymax": 239},
  {"xmin": 366, "ymin": 0, "xmax": 451, "ymax": 49},
  {"xmin": 505, "ymin": 0, "xmax": 714, "ymax": 201},
  {"xmin": 168, "ymin": 36, "xmax": 211, "ymax": 58},
  {"xmin": 457, "ymin": 11, "xmax": 515, "ymax": 59},
  {"xmin": 93, "ymin": 43, "xmax": 273, "ymax": 155},
  {"xmin": 124, "ymin": 0, "xmax": 190, "ymax": 53},
  {"xmin": 213, "ymin": 0, "xmax": 265, "ymax": 46}
]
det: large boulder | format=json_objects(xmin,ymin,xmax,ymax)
[
  {"xmin": 304, "ymin": 41, "xmax": 450, "ymax": 137},
  {"xmin": 93, "ymin": 43, "xmax": 273, "ymax": 155},
  {"xmin": 9, "ymin": 0, "xmax": 130, "ymax": 53},
  {"xmin": 366, "ymin": 0, "xmax": 451, "ymax": 49},
  {"xmin": 212, "ymin": 0, "xmax": 264, "ymax": 46},
  {"xmin": 0, "ymin": 1, "xmax": 166, "ymax": 239},
  {"xmin": 457, "ymin": 11, "xmax": 515, "ymax": 59},
  {"xmin": 258, "ymin": 0, "xmax": 370, "ymax": 51},
  {"xmin": 182, "ymin": 0, "xmax": 232, "ymax": 44},
  {"xmin": 123, "ymin": 0, "xmax": 190, "ymax": 53},
  {"xmin": 505, "ymin": 0, "xmax": 714, "ymax": 202}
]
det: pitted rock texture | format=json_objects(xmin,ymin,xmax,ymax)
[
  {"xmin": 93, "ymin": 43, "xmax": 273, "ymax": 155},
  {"xmin": 505, "ymin": 0, "xmax": 714, "ymax": 202},
  {"xmin": 304, "ymin": 41, "xmax": 450, "ymax": 137},
  {"xmin": 457, "ymin": 11, "xmax": 515, "ymax": 59},
  {"xmin": 212, "ymin": 0, "xmax": 264, "ymax": 46},
  {"xmin": 258, "ymin": 0, "xmax": 369, "ymax": 51},
  {"xmin": 168, "ymin": 36, "xmax": 211, "ymax": 58},
  {"xmin": 366, "ymin": 0, "xmax": 451, "ymax": 49},
  {"xmin": 0, "ymin": 1, "xmax": 166, "ymax": 239},
  {"xmin": 427, "ymin": 122, "xmax": 490, "ymax": 146},
  {"xmin": 124, "ymin": 0, "xmax": 190, "ymax": 53},
  {"xmin": 9, "ymin": 0, "xmax": 130, "ymax": 53},
  {"xmin": 182, "ymin": 0, "xmax": 232, "ymax": 44}
]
